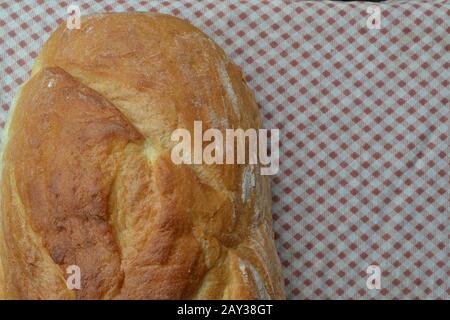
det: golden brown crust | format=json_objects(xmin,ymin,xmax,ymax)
[{"xmin": 0, "ymin": 13, "xmax": 285, "ymax": 299}]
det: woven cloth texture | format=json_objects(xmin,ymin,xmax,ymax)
[{"xmin": 0, "ymin": 0, "xmax": 449, "ymax": 299}]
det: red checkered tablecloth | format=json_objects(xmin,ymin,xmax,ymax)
[{"xmin": 0, "ymin": 0, "xmax": 449, "ymax": 299}]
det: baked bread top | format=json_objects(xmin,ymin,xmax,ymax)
[{"xmin": 0, "ymin": 13, "xmax": 285, "ymax": 299}]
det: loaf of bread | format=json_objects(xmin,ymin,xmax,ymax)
[{"xmin": 0, "ymin": 13, "xmax": 285, "ymax": 299}]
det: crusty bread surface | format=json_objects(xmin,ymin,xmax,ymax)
[{"xmin": 0, "ymin": 13, "xmax": 285, "ymax": 299}]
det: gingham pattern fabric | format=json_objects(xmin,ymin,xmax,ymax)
[{"xmin": 0, "ymin": 0, "xmax": 449, "ymax": 300}]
